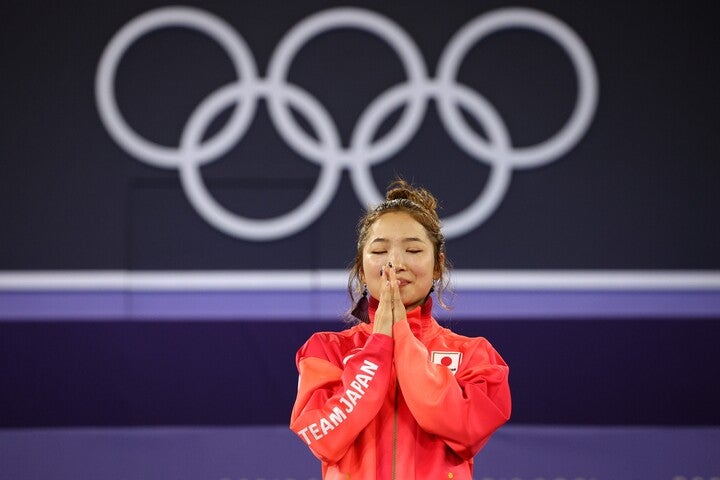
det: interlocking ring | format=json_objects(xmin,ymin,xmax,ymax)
[{"xmin": 96, "ymin": 6, "xmax": 598, "ymax": 241}]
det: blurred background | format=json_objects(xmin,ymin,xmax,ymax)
[{"xmin": 1, "ymin": 1, "xmax": 719, "ymax": 479}]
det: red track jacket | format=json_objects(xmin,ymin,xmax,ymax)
[{"xmin": 290, "ymin": 298, "xmax": 511, "ymax": 479}]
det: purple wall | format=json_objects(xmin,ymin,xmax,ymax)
[{"xmin": 2, "ymin": 426, "xmax": 718, "ymax": 479}]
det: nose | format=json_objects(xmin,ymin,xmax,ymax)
[{"xmin": 388, "ymin": 252, "xmax": 406, "ymax": 271}]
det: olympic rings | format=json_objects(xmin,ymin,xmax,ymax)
[{"xmin": 95, "ymin": 6, "xmax": 598, "ymax": 241}]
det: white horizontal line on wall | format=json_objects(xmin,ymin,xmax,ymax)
[{"xmin": 1, "ymin": 270, "xmax": 720, "ymax": 291}]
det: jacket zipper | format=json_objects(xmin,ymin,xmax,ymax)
[{"xmin": 391, "ymin": 382, "xmax": 399, "ymax": 480}]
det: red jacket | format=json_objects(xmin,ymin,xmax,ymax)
[{"xmin": 290, "ymin": 298, "xmax": 511, "ymax": 479}]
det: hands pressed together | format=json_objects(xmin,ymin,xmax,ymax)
[{"xmin": 372, "ymin": 262, "xmax": 407, "ymax": 337}]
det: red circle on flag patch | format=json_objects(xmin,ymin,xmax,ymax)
[{"xmin": 441, "ymin": 356, "xmax": 452, "ymax": 366}]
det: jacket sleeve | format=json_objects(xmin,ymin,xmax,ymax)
[
  {"xmin": 290, "ymin": 332, "xmax": 393, "ymax": 464},
  {"xmin": 393, "ymin": 321, "xmax": 511, "ymax": 459}
]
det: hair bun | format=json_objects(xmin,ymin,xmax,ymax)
[{"xmin": 385, "ymin": 179, "xmax": 438, "ymax": 214}]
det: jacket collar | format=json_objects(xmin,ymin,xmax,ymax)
[{"xmin": 367, "ymin": 295, "xmax": 440, "ymax": 340}]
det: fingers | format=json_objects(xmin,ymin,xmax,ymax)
[
  {"xmin": 389, "ymin": 267, "xmax": 402, "ymax": 309},
  {"xmin": 373, "ymin": 263, "xmax": 395, "ymax": 335},
  {"xmin": 380, "ymin": 262, "xmax": 396, "ymax": 305},
  {"xmin": 373, "ymin": 262, "xmax": 406, "ymax": 335},
  {"xmin": 381, "ymin": 262, "xmax": 405, "ymax": 315}
]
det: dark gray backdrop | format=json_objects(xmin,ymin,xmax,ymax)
[{"xmin": 2, "ymin": 0, "xmax": 718, "ymax": 269}]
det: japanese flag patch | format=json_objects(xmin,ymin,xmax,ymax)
[{"xmin": 431, "ymin": 351, "xmax": 462, "ymax": 374}]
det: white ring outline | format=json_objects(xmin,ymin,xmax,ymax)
[
  {"xmin": 95, "ymin": 6, "xmax": 599, "ymax": 240},
  {"xmin": 178, "ymin": 82, "xmax": 343, "ymax": 240},
  {"xmin": 267, "ymin": 7, "xmax": 429, "ymax": 168},
  {"xmin": 95, "ymin": 6, "xmax": 259, "ymax": 169},
  {"xmin": 437, "ymin": 7, "xmax": 599, "ymax": 169}
]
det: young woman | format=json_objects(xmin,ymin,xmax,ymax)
[{"xmin": 290, "ymin": 179, "xmax": 511, "ymax": 479}]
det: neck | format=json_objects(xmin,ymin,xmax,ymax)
[{"xmin": 367, "ymin": 295, "xmax": 433, "ymax": 316}]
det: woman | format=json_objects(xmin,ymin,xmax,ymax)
[{"xmin": 290, "ymin": 179, "xmax": 511, "ymax": 479}]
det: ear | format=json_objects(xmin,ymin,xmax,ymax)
[{"xmin": 359, "ymin": 265, "xmax": 366, "ymax": 284}]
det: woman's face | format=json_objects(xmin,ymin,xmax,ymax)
[{"xmin": 361, "ymin": 211, "xmax": 441, "ymax": 311}]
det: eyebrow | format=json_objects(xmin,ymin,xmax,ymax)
[{"xmin": 369, "ymin": 237, "xmax": 426, "ymax": 244}]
